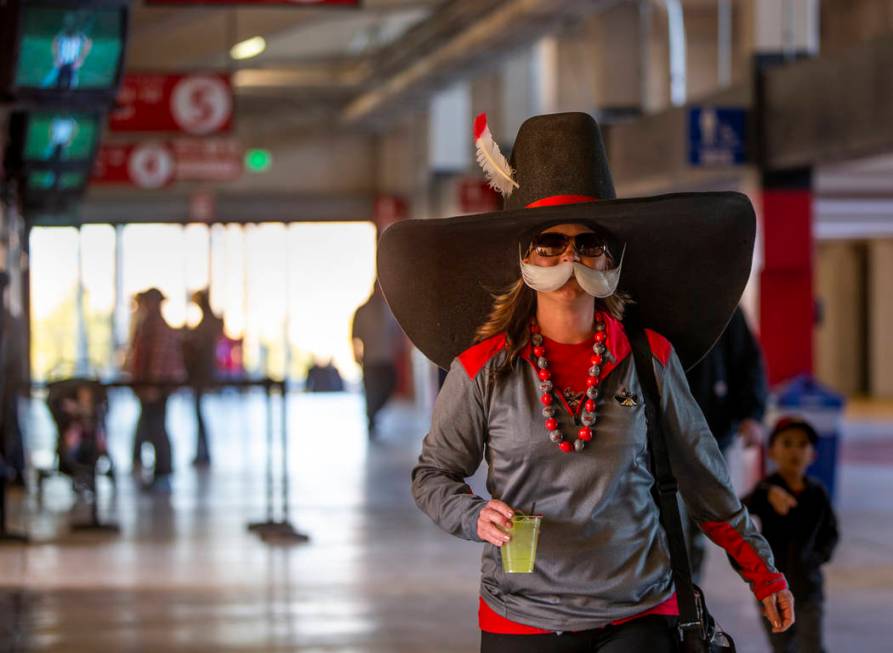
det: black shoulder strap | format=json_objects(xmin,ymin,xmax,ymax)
[{"xmin": 625, "ymin": 311, "xmax": 702, "ymax": 636}]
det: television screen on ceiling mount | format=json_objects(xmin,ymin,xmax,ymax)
[
  {"xmin": 23, "ymin": 111, "xmax": 101, "ymax": 164},
  {"xmin": 26, "ymin": 168, "xmax": 88, "ymax": 192},
  {"xmin": 3, "ymin": 110, "xmax": 103, "ymax": 177},
  {"xmin": 0, "ymin": 1, "xmax": 130, "ymax": 105}
]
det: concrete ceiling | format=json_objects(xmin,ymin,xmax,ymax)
[
  {"xmin": 124, "ymin": 0, "xmax": 743, "ymax": 135},
  {"xmin": 125, "ymin": 0, "xmax": 631, "ymax": 134},
  {"xmin": 127, "ymin": 0, "xmax": 443, "ymax": 69}
]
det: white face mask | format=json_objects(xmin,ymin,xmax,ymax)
[{"xmin": 519, "ymin": 245, "xmax": 625, "ymax": 298}]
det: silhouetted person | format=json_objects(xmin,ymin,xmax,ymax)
[
  {"xmin": 351, "ymin": 285, "xmax": 402, "ymax": 437},
  {"xmin": 125, "ymin": 289, "xmax": 185, "ymax": 492},
  {"xmin": 305, "ymin": 358, "xmax": 345, "ymax": 393},
  {"xmin": 183, "ymin": 290, "xmax": 222, "ymax": 467},
  {"xmin": 684, "ymin": 306, "xmax": 768, "ymax": 581}
]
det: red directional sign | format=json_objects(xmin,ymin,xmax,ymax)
[
  {"xmin": 110, "ymin": 74, "xmax": 234, "ymax": 135},
  {"xmin": 145, "ymin": 1, "xmax": 359, "ymax": 6},
  {"xmin": 93, "ymin": 139, "xmax": 243, "ymax": 189}
]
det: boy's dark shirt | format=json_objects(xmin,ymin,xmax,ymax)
[{"xmin": 743, "ymin": 472, "xmax": 839, "ymax": 601}]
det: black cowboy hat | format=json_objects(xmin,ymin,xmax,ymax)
[{"xmin": 378, "ymin": 112, "xmax": 755, "ymax": 370}]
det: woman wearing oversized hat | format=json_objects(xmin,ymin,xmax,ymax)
[{"xmin": 379, "ymin": 113, "xmax": 794, "ymax": 651}]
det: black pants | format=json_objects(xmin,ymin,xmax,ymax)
[
  {"xmin": 193, "ymin": 388, "xmax": 210, "ymax": 462},
  {"xmin": 134, "ymin": 397, "xmax": 172, "ymax": 477},
  {"xmin": 1, "ymin": 391, "xmax": 24, "ymax": 483},
  {"xmin": 362, "ymin": 363, "xmax": 397, "ymax": 431},
  {"xmin": 480, "ymin": 615, "xmax": 678, "ymax": 653}
]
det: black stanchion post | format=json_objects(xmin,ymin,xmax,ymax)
[
  {"xmin": 0, "ymin": 466, "xmax": 29, "ymax": 544},
  {"xmin": 248, "ymin": 379, "xmax": 308, "ymax": 543},
  {"xmin": 70, "ymin": 463, "xmax": 119, "ymax": 534},
  {"xmin": 248, "ymin": 380, "xmax": 276, "ymax": 533},
  {"xmin": 280, "ymin": 382, "xmax": 290, "ymax": 522},
  {"xmin": 276, "ymin": 381, "xmax": 307, "ymax": 543}
]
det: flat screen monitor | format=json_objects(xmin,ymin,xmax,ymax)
[
  {"xmin": 26, "ymin": 168, "xmax": 88, "ymax": 192},
  {"xmin": 23, "ymin": 111, "xmax": 100, "ymax": 164},
  {"xmin": 0, "ymin": 1, "xmax": 130, "ymax": 104},
  {"xmin": 20, "ymin": 164, "xmax": 89, "ymax": 218}
]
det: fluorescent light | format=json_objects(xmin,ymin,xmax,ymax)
[{"xmin": 230, "ymin": 36, "xmax": 266, "ymax": 61}]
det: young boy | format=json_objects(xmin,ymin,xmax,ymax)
[{"xmin": 744, "ymin": 417, "xmax": 840, "ymax": 653}]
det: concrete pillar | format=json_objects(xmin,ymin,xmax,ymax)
[
  {"xmin": 685, "ymin": 5, "xmax": 720, "ymax": 100},
  {"xmin": 428, "ymin": 81, "xmax": 471, "ymax": 173},
  {"xmin": 532, "ymin": 36, "xmax": 559, "ymax": 116},
  {"xmin": 868, "ymin": 240, "xmax": 893, "ymax": 397},
  {"xmin": 470, "ymin": 71, "xmax": 504, "ymax": 131},
  {"xmin": 753, "ymin": 0, "xmax": 820, "ymax": 386},
  {"xmin": 821, "ymin": 0, "xmax": 893, "ymax": 55},
  {"xmin": 501, "ymin": 46, "xmax": 539, "ymax": 144},
  {"xmin": 814, "ymin": 241, "xmax": 866, "ymax": 396},
  {"xmin": 553, "ymin": 4, "xmax": 642, "ymax": 115},
  {"xmin": 753, "ymin": 0, "xmax": 820, "ymax": 57},
  {"xmin": 375, "ymin": 108, "xmax": 431, "ymax": 220},
  {"xmin": 641, "ymin": 1, "xmax": 675, "ymax": 113}
]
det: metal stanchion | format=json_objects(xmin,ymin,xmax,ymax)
[
  {"xmin": 248, "ymin": 381, "xmax": 309, "ymax": 544},
  {"xmin": 70, "ymin": 467, "xmax": 119, "ymax": 534},
  {"xmin": 23, "ymin": 377, "xmax": 310, "ymax": 543},
  {"xmin": 0, "ymin": 466, "xmax": 28, "ymax": 544}
]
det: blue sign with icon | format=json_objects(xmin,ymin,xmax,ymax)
[{"xmin": 688, "ymin": 107, "xmax": 747, "ymax": 166}]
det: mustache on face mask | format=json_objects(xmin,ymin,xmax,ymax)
[{"xmin": 519, "ymin": 246, "xmax": 625, "ymax": 298}]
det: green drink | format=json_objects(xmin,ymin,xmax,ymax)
[{"xmin": 500, "ymin": 515, "xmax": 542, "ymax": 573}]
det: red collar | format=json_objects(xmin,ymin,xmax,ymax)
[{"xmin": 521, "ymin": 311, "xmax": 631, "ymax": 382}]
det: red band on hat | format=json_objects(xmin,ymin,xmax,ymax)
[{"xmin": 526, "ymin": 195, "xmax": 598, "ymax": 208}]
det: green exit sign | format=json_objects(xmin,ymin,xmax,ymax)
[{"xmin": 245, "ymin": 149, "xmax": 272, "ymax": 173}]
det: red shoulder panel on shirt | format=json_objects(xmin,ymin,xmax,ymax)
[
  {"xmin": 645, "ymin": 329, "xmax": 672, "ymax": 367},
  {"xmin": 458, "ymin": 333, "xmax": 507, "ymax": 379}
]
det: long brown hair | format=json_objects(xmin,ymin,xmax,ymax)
[{"xmin": 475, "ymin": 277, "xmax": 630, "ymax": 376}]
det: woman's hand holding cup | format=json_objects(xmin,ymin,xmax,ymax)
[{"xmin": 477, "ymin": 499, "xmax": 515, "ymax": 546}]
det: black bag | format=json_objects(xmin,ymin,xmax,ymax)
[{"xmin": 626, "ymin": 313, "xmax": 736, "ymax": 653}]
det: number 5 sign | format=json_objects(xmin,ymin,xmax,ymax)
[{"xmin": 110, "ymin": 73, "xmax": 234, "ymax": 135}]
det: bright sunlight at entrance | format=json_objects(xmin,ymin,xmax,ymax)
[{"xmin": 29, "ymin": 221, "xmax": 378, "ymax": 384}]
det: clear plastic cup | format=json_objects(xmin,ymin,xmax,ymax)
[{"xmin": 500, "ymin": 514, "xmax": 542, "ymax": 573}]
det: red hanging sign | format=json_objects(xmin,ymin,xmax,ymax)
[
  {"xmin": 110, "ymin": 73, "xmax": 234, "ymax": 135},
  {"xmin": 93, "ymin": 139, "xmax": 243, "ymax": 189}
]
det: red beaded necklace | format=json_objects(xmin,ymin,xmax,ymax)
[{"xmin": 530, "ymin": 318, "xmax": 607, "ymax": 453}]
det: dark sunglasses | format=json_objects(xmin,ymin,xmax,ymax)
[{"xmin": 530, "ymin": 232, "xmax": 609, "ymax": 258}]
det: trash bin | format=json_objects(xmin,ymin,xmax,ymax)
[{"xmin": 766, "ymin": 375, "xmax": 846, "ymax": 502}]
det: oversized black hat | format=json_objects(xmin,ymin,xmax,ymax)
[{"xmin": 378, "ymin": 112, "xmax": 755, "ymax": 370}]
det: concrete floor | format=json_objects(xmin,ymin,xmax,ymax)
[{"xmin": 1, "ymin": 390, "xmax": 891, "ymax": 652}]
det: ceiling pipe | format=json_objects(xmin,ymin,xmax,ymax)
[{"xmin": 341, "ymin": 0, "xmax": 620, "ymax": 126}]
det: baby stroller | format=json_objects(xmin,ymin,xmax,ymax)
[{"xmin": 42, "ymin": 378, "xmax": 118, "ymax": 531}]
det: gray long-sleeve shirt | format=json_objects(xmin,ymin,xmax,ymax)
[{"xmin": 411, "ymin": 315, "xmax": 786, "ymax": 632}]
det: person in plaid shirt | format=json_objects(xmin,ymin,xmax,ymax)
[{"xmin": 125, "ymin": 288, "xmax": 185, "ymax": 493}]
